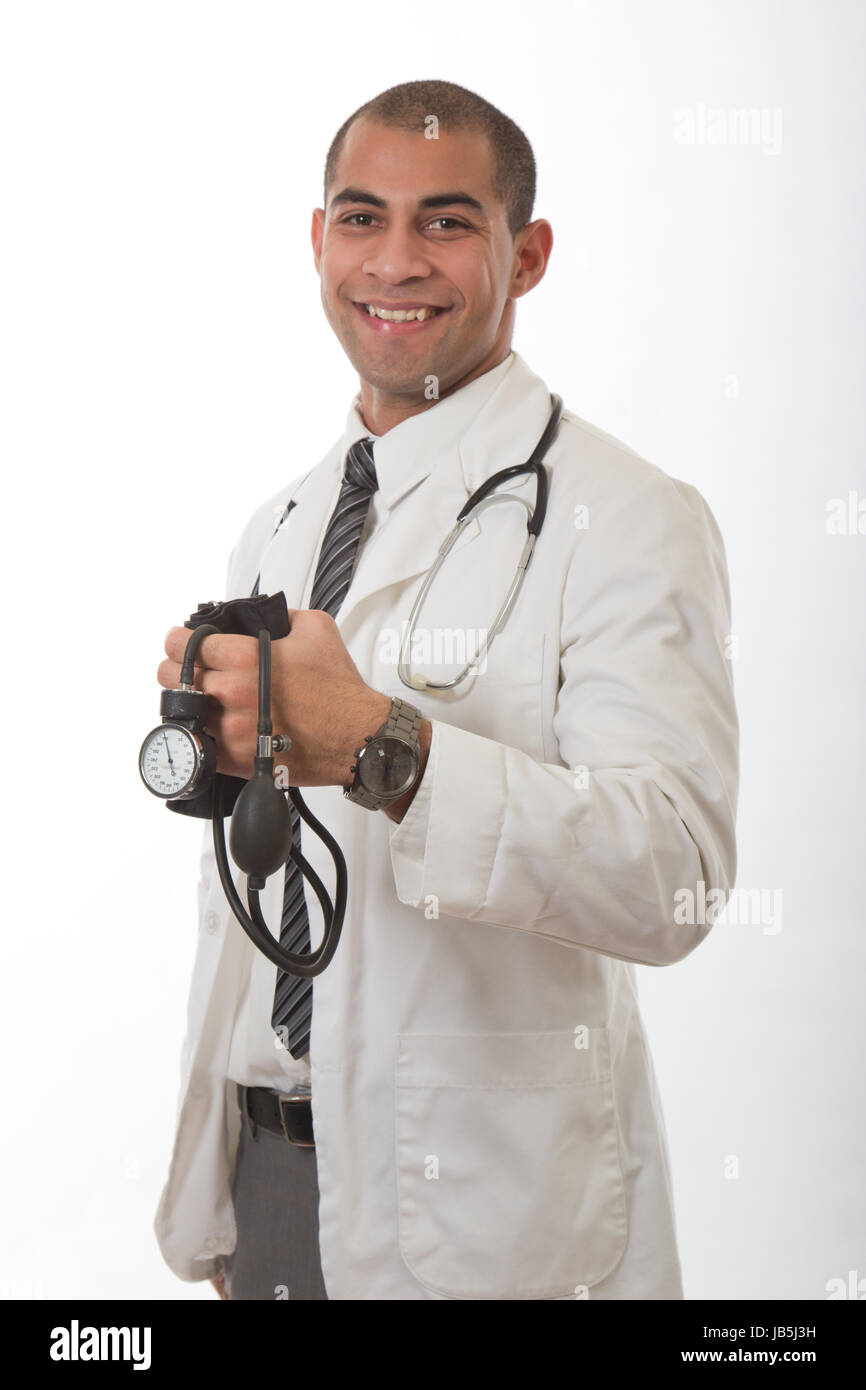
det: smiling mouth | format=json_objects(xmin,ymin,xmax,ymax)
[{"xmin": 355, "ymin": 302, "xmax": 448, "ymax": 323}]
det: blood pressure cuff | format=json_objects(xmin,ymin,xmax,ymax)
[
  {"xmin": 166, "ymin": 592, "xmax": 291, "ymax": 821},
  {"xmin": 185, "ymin": 593, "xmax": 291, "ymax": 641}
]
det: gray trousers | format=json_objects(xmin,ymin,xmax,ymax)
[{"xmin": 222, "ymin": 1084, "xmax": 328, "ymax": 1301}]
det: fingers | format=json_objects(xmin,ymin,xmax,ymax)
[
  {"xmin": 163, "ymin": 626, "xmax": 259, "ymax": 671},
  {"xmin": 155, "ymin": 657, "xmax": 253, "ymax": 707}
]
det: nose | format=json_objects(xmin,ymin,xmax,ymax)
[{"xmin": 361, "ymin": 222, "xmax": 433, "ymax": 286}]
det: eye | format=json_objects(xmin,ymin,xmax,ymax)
[
  {"xmin": 339, "ymin": 213, "xmax": 377, "ymax": 227},
  {"xmin": 426, "ymin": 217, "xmax": 467, "ymax": 231}
]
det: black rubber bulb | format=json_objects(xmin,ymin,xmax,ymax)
[{"xmin": 229, "ymin": 758, "xmax": 293, "ymax": 885}]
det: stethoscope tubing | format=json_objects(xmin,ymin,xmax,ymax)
[{"xmin": 398, "ymin": 392, "xmax": 563, "ymax": 691}]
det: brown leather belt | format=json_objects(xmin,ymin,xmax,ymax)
[{"xmin": 241, "ymin": 1085, "xmax": 315, "ymax": 1148}]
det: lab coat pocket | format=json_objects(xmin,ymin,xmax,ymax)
[{"xmin": 395, "ymin": 1030, "xmax": 628, "ymax": 1300}]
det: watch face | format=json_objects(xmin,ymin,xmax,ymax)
[
  {"xmin": 139, "ymin": 723, "xmax": 201, "ymax": 797},
  {"xmin": 359, "ymin": 736, "xmax": 419, "ymax": 799}
]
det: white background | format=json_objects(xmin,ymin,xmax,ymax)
[{"xmin": 1, "ymin": 0, "xmax": 863, "ymax": 1300}]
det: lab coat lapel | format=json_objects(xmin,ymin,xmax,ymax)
[
  {"xmin": 257, "ymin": 452, "xmax": 342, "ymax": 606},
  {"xmin": 334, "ymin": 447, "xmax": 478, "ymax": 634},
  {"xmin": 334, "ymin": 354, "xmax": 556, "ymax": 633}
]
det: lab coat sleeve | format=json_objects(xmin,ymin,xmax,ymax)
[{"xmin": 388, "ymin": 470, "xmax": 739, "ymax": 966}]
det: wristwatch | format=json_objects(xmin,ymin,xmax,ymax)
[{"xmin": 344, "ymin": 697, "xmax": 424, "ymax": 811}]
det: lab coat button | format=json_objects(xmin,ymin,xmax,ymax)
[{"xmin": 204, "ymin": 911, "xmax": 221, "ymax": 935}]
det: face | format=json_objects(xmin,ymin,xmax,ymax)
[{"xmin": 311, "ymin": 118, "xmax": 551, "ymax": 417}]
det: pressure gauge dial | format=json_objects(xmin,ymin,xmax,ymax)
[{"xmin": 139, "ymin": 722, "xmax": 213, "ymax": 800}]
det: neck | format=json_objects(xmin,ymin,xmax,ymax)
[{"xmin": 357, "ymin": 342, "xmax": 513, "ymax": 437}]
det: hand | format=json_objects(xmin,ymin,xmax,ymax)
[
  {"xmin": 211, "ymin": 1271, "xmax": 228, "ymax": 1300},
  {"xmin": 159, "ymin": 610, "xmax": 391, "ymax": 788}
]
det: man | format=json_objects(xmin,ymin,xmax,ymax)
[{"xmin": 154, "ymin": 79, "xmax": 738, "ymax": 1300}]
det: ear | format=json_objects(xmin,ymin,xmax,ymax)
[
  {"xmin": 311, "ymin": 207, "xmax": 325, "ymax": 273},
  {"xmin": 510, "ymin": 218, "xmax": 554, "ymax": 299}
]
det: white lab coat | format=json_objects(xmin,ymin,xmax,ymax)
[{"xmin": 154, "ymin": 350, "xmax": 738, "ymax": 1300}]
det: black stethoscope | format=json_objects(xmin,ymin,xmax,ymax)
[
  {"xmin": 141, "ymin": 392, "xmax": 563, "ymax": 979},
  {"xmin": 397, "ymin": 392, "xmax": 562, "ymax": 689}
]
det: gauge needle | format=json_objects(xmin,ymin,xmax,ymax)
[{"xmin": 162, "ymin": 731, "xmax": 175, "ymax": 769}]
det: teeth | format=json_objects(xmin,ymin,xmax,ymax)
[{"xmin": 364, "ymin": 304, "xmax": 441, "ymax": 322}]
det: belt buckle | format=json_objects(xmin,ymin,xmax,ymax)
[{"xmin": 277, "ymin": 1093, "xmax": 314, "ymax": 1148}]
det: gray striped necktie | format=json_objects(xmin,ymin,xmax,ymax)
[{"xmin": 271, "ymin": 436, "xmax": 378, "ymax": 1059}]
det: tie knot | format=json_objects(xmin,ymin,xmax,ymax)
[{"xmin": 344, "ymin": 437, "xmax": 378, "ymax": 494}]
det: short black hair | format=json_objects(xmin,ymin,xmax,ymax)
[{"xmin": 323, "ymin": 80, "xmax": 536, "ymax": 238}]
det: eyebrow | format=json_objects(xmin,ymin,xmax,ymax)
[{"xmin": 329, "ymin": 187, "xmax": 486, "ymax": 215}]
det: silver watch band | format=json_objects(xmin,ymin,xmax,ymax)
[
  {"xmin": 347, "ymin": 697, "xmax": 423, "ymax": 810},
  {"xmin": 385, "ymin": 697, "xmax": 424, "ymax": 743}
]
